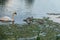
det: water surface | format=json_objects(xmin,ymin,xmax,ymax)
[{"xmin": 0, "ymin": 0, "xmax": 60, "ymax": 24}]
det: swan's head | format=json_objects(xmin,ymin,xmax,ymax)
[{"xmin": 13, "ymin": 11, "xmax": 17, "ymax": 16}]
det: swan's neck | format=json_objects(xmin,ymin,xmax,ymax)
[
  {"xmin": 12, "ymin": 14, "xmax": 15, "ymax": 25},
  {"xmin": 12, "ymin": 14, "xmax": 14, "ymax": 21}
]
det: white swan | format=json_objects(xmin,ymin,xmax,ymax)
[{"xmin": 0, "ymin": 12, "xmax": 17, "ymax": 24}]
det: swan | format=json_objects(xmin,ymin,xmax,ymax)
[{"xmin": 0, "ymin": 12, "xmax": 17, "ymax": 24}]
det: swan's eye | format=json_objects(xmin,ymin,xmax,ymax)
[
  {"xmin": 14, "ymin": 12, "xmax": 17, "ymax": 15},
  {"xmin": 13, "ymin": 11, "xmax": 17, "ymax": 14}
]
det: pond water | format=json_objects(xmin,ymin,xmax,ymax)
[{"xmin": 0, "ymin": 0, "xmax": 60, "ymax": 24}]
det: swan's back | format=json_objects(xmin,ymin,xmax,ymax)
[{"xmin": 0, "ymin": 16, "xmax": 12, "ymax": 21}]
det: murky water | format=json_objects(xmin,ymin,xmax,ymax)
[{"xmin": 0, "ymin": 0, "xmax": 60, "ymax": 24}]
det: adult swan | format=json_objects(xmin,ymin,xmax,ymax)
[{"xmin": 0, "ymin": 12, "xmax": 17, "ymax": 24}]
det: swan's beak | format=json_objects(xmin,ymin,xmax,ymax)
[{"xmin": 13, "ymin": 12, "xmax": 17, "ymax": 16}]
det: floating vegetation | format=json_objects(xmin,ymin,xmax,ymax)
[{"xmin": 0, "ymin": 17, "xmax": 60, "ymax": 40}]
